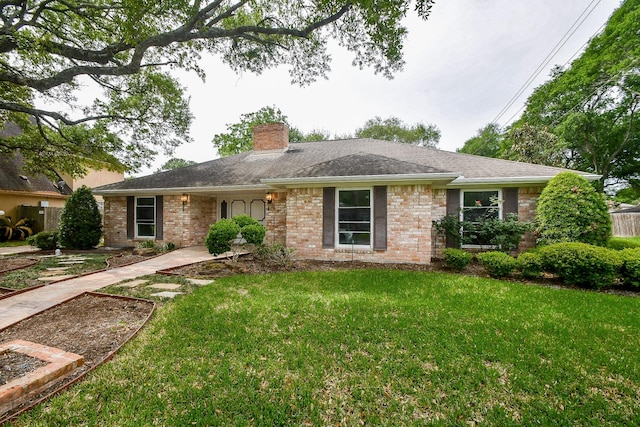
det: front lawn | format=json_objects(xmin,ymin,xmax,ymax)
[{"xmin": 13, "ymin": 270, "xmax": 640, "ymax": 425}]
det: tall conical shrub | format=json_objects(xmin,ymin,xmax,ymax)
[{"xmin": 59, "ymin": 185, "xmax": 103, "ymax": 249}]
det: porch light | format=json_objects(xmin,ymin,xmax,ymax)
[
  {"xmin": 181, "ymin": 194, "xmax": 189, "ymax": 210},
  {"xmin": 265, "ymin": 192, "xmax": 274, "ymax": 204}
]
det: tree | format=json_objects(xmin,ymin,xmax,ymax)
[
  {"xmin": 501, "ymin": 123, "xmax": 570, "ymax": 168},
  {"xmin": 355, "ymin": 116, "xmax": 440, "ymax": 147},
  {"xmin": 457, "ymin": 123, "xmax": 503, "ymax": 157},
  {"xmin": 155, "ymin": 158, "xmax": 196, "ymax": 173},
  {"xmin": 0, "ymin": 1, "xmax": 436, "ymax": 177},
  {"xmin": 59, "ymin": 185, "xmax": 103, "ymax": 249},
  {"xmin": 516, "ymin": 0, "xmax": 640, "ymax": 189},
  {"xmin": 535, "ymin": 172, "xmax": 611, "ymax": 246}
]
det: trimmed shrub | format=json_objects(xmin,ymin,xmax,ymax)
[
  {"xmin": 59, "ymin": 186, "xmax": 102, "ymax": 249},
  {"xmin": 474, "ymin": 214, "xmax": 533, "ymax": 252},
  {"xmin": 618, "ymin": 248, "xmax": 640, "ymax": 287},
  {"xmin": 232, "ymin": 214, "xmax": 259, "ymax": 229},
  {"xmin": 240, "ymin": 224, "xmax": 266, "ymax": 245},
  {"xmin": 443, "ymin": 248, "xmax": 473, "ymax": 270},
  {"xmin": 535, "ymin": 172, "xmax": 611, "ymax": 246},
  {"xmin": 254, "ymin": 243, "xmax": 296, "ymax": 268},
  {"xmin": 27, "ymin": 230, "xmax": 59, "ymax": 250},
  {"xmin": 538, "ymin": 242, "xmax": 621, "ymax": 289},
  {"xmin": 205, "ymin": 219, "xmax": 240, "ymax": 255},
  {"xmin": 477, "ymin": 251, "xmax": 516, "ymax": 278},
  {"xmin": 607, "ymin": 237, "xmax": 640, "ymax": 251},
  {"xmin": 515, "ymin": 251, "xmax": 543, "ymax": 279}
]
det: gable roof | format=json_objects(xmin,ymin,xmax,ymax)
[
  {"xmin": 0, "ymin": 151, "xmax": 70, "ymax": 196},
  {"xmin": 94, "ymin": 139, "xmax": 599, "ymax": 195}
]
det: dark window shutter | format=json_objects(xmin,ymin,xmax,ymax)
[
  {"xmin": 503, "ymin": 188, "xmax": 518, "ymax": 216},
  {"xmin": 221, "ymin": 200, "xmax": 228, "ymax": 219},
  {"xmin": 126, "ymin": 196, "xmax": 134, "ymax": 239},
  {"xmin": 445, "ymin": 189, "xmax": 460, "ymax": 248},
  {"xmin": 323, "ymin": 187, "xmax": 335, "ymax": 248},
  {"xmin": 373, "ymin": 186, "xmax": 387, "ymax": 250},
  {"xmin": 155, "ymin": 196, "xmax": 163, "ymax": 240}
]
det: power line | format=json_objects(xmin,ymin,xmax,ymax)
[{"xmin": 490, "ymin": 0, "xmax": 602, "ymax": 126}]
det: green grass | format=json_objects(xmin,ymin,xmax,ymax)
[
  {"xmin": 13, "ymin": 270, "xmax": 640, "ymax": 426},
  {"xmin": 0, "ymin": 240, "xmax": 29, "ymax": 248}
]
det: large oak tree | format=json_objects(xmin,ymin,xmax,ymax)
[{"xmin": 0, "ymin": 0, "xmax": 435, "ymax": 177}]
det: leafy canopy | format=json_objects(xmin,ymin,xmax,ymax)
[
  {"xmin": 355, "ymin": 116, "xmax": 440, "ymax": 147},
  {"xmin": 155, "ymin": 158, "xmax": 197, "ymax": 174},
  {"xmin": 0, "ymin": 0, "xmax": 435, "ymax": 176},
  {"xmin": 457, "ymin": 123, "xmax": 503, "ymax": 157}
]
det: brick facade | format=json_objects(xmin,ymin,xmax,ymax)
[{"xmin": 265, "ymin": 191, "xmax": 287, "ymax": 245}]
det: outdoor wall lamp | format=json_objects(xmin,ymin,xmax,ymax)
[
  {"xmin": 181, "ymin": 194, "xmax": 189, "ymax": 210},
  {"xmin": 265, "ymin": 192, "xmax": 274, "ymax": 204}
]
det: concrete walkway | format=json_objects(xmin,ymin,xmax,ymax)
[
  {"xmin": 0, "ymin": 246, "xmax": 40, "ymax": 256},
  {"xmin": 0, "ymin": 246, "xmax": 212, "ymax": 330}
]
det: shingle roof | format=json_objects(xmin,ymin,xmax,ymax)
[
  {"xmin": 0, "ymin": 151, "xmax": 68, "ymax": 195},
  {"xmin": 94, "ymin": 139, "xmax": 596, "ymax": 194}
]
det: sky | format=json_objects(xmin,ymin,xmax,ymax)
[{"xmin": 139, "ymin": 0, "xmax": 623, "ymax": 175}]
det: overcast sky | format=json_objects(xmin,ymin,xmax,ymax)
[{"xmin": 141, "ymin": 0, "xmax": 622, "ymax": 175}]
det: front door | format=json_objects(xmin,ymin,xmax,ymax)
[{"xmin": 218, "ymin": 195, "xmax": 266, "ymax": 224}]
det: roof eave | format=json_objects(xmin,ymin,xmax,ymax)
[
  {"xmin": 261, "ymin": 173, "xmax": 460, "ymax": 188},
  {"xmin": 444, "ymin": 173, "xmax": 602, "ymax": 187},
  {"xmin": 94, "ymin": 184, "xmax": 270, "ymax": 196}
]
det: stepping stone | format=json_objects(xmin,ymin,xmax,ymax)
[
  {"xmin": 58, "ymin": 261, "xmax": 85, "ymax": 265},
  {"xmin": 39, "ymin": 270, "xmax": 68, "ymax": 277},
  {"xmin": 46, "ymin": 267, "xmax": 69, "ymax": 272},
  {"xmin": 115, "ymin": 279, "xmax": 147, "ymax": 288},
  {"xmin": 147, "ymin": 283, "xmax": 182, "ymax": 290},
  {"xmin": 186, "ymin": 278, "xmax": 214, "ymax": 286},
  {"xmin": 150, "ymin": 291, "xmax": 183, "ymax": 299},
  {"xmin": 37, "ymin": 275, "xmax": 75, "ymax": 281}
]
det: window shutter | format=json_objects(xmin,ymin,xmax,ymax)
[
  {"xmin": 126, "ymin": 196, "xmax": 134, "ymax": 239},
  {"xmin": 373, "ymin": 186, "xmax": 387, "ymax": 250},
  {"xmin": 503, "ymin": 188, "xmax": 518, "ymax": 216},
  {"xmin": 323, "ymin": 187, "xmax": 335, "ymax": 248},
  {"xmin": 445, "ymin": 189, "xmax": 460, "ymax": 248},
  {"xmin": 155, "ymin": 196, "xmax": 164, "ymax": 240}
]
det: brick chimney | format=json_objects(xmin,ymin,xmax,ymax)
[{"xmin": 252, "ymin": 123, "xmax": 289, "ymax": 152}]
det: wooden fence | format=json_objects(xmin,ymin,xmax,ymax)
[
  {"xmin": 16, "ymin": 205, "xmax": 63, "ymax": 234},
  {"xmin": 611, "ymin": 213, "xmax": 640, "ymax": 237}
]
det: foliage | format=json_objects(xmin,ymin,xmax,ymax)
[
  {"xmin": 472, "ymin": 214, "xmax": 532, "ymax": 252},
  {"xmin": 477, "ymin": 251, "xmax": 516, "ymax": 278},
  {"xmin": 204, "ymin": 219, "xmax": 240, "ymax": 256},
  {"xmin": 232, "ymin": 214, "xmax": 259, "ymax": 229},
  {"xmin": 27, "ymin": 231, "xmax": 59, "ymax": 250},
  {"xmin": 163, "ymin": 242, "xmax": 177, "ymax": 252},
  {"xmin": 154, "ymin": 158, "xmax": 196, "ymax": 173},
  {"xmin": 614, "ymin": 184, "xmax": 640, "ymax": 204},
  {"xmin": 0, "ymin": 216, "xmax": 34, "ymax": 241},
  {"xmin": 0, "ymin": 1, "xmax": 435, "ymax": 177},
  {"xmin": 515, "ymin": 0, "xmax": 640, "ymax": 189},
  {"xmin": 607, "ymin": 237, "xmax": 640, "ymax": 251},
  {"xmin": 442, "ymin": 248, "xmax": 473, "ymax": 270},
  {"xmin": 501, "ymin": 124, "xmax": 569, "ymax": 168},
  {"xmin": 16, "ymin": 270, "xmax": 640, "ymax": 425},
  {"xmin": 58, "ymin": 186, "xmax": 103, "ymax": 249},
  {"xmin": 619, "ymin": 248, "xmax": 640, "ymax": 287},
  {"xmin": 253, "ymin": 243, "xmax": 296, "ymax": 268},
  {"xmin": 457, "ymin": 123, "xmax": 503, "ymax": 157},
  {"xmin": 515, "ymin": 251, "xmax": 543, "ymax": 279},
  {"xmin": 535, "ymin": 172, "xmax": 611, "ymax": 246},
  {"xmin": 538, "ymin": 242, "xmax": 621, "ymax": 289},
  {"xmin": 354, "ymin": 116, "xmax": 440, "ymax": 147},
  {"xmin": 240, "ymin": 224, "xmax": 266, "ymax": 246},
  {"xmin": 433, "ymin": 213, "xmax": 531, "ymax": 252}
]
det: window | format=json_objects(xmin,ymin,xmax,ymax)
[
  {"xmin": 135, "ymin": 197, "xmax": 155, "ymax": 238},
  {"xmin": 337, "ymin": 189, "xmax": 371, "ymax": 246},
  {"xmin": 461, "ymin": 190, "xmax": 501, "ymax": 246}
]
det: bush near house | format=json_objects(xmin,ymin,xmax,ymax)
[
  {"xmin": 59, "ymin": 186, "xmax": 103, "ymax": 249},
  {"xmin": 538, "ymin": 242, "xmax": 621, "ymax": 289},
  {"xmin": 618, "ymin": 248, "xmax": 640, "ymax": 287},
  {"xmin": 535, "ymin": 172, "xmax": 611, "ymax": 246},
  {"xmin": 205, "ymin": 219, "xmax": 240, "ymax": 256},
  {"xmin": 477, "ymin": 251, "xmax": 516, "ymax": 278},
  {"xmin": 442, "ymin": 248, "xmax": 473, "ymax": 270},
  {"xmin": 27, "ymin": 230, "xmax": 59, "ymax": 250},
  {"xmin": 514, "ymin": 251, "xmax": 543, "ymax": 279}
]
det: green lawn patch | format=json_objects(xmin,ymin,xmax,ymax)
[{"xmin": 14, "ymin": 270, "xmax": 640, "ymax": 425}]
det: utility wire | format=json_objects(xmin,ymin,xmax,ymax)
[{"xmin": 490, "ymin": 0, "xmax": 602, "ymax": 126}]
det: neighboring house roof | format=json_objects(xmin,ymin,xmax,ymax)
[
  {"xmin": 0, "ymin": 151, "xmax": 70, "ymax": 196},
  {"xmin": 94, "ymin": 139, "xmax": 599, "ymax": 195}
]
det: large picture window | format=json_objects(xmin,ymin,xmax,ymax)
[
  {"xmin": 337, "ymin": 189, "xmax": 372, "ymax": 246},
  {"xmin": 135, "ymin": 197, "xmax": 155, "ymax": 238},
  {"xmin": 461, "ymin": 190, "xmax": 501, "ymax": 246}
]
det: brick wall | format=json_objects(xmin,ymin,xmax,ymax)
[
  {"xmin": 265, "ymin": 191, "xmax": 287, "ymax": 245},
  {"xmin": 253, "ymin": 123, "xmax": 289, "ymax": 151},
  {"xmin": 103, "ymin": 196, "xmax": 128, "ymax": 247},
  {"xmin": 430, "ymin": 189, "xmax": 448, "ymax": 259},
  {"xmin": 518, "ymin": 186, "xmax": 543, "ymax": 251},
  {"xmin": 285, "ymin": 185, "xmax": 435, "ymax": 264}
]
